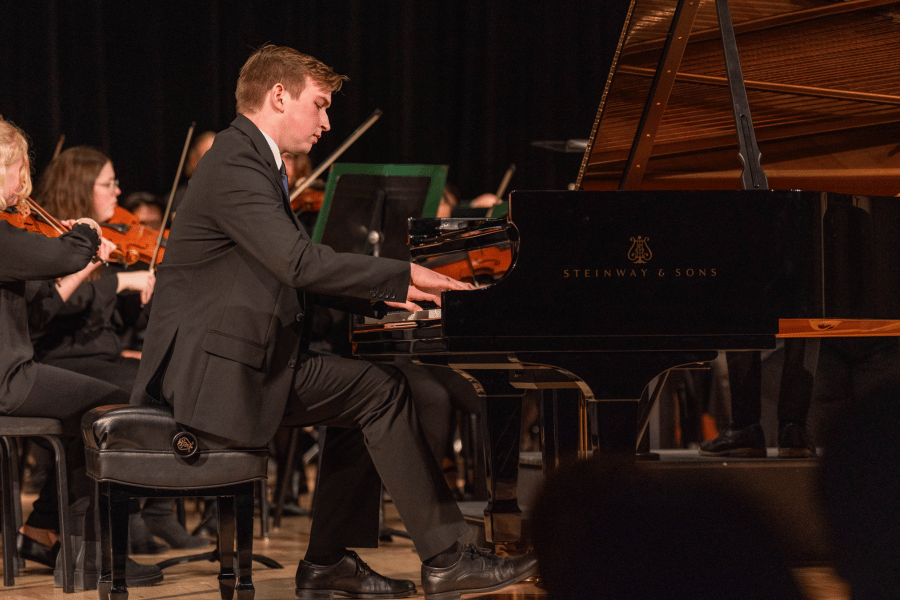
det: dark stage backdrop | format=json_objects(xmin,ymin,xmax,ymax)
[{"xmin": 1, "ymin": 1, "xmax": 628, "ymax": 202}]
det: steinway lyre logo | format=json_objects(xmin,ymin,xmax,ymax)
[{"xmin": 628, "ymin": 236, "xmax": 652, "ymax": 264}]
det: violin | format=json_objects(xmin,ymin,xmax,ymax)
[
  {"xmin": 1, "ymin": 197, "xmax": 129, "ymax": 264},
  {"xmin": 289, "ymin": 185, "xmax": 325, "ymax": 213},
  {"xmin": 1, "ymin": 200, "xmax": 60, "ymax": 237},
  {"xmin": 101, "ymin": 205, "xmax": 167, "ymax": 266}
]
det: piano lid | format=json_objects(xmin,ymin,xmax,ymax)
[{"xmin": 576, "ymin": 0, "xmax": 900, "ymax": 195}]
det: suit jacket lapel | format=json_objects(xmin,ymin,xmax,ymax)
[{"xmin": 230, "ymin": 115, "xmax": 306, "ymax": 235}]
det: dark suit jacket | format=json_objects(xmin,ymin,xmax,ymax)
[{"xmin": 131, "ymin": 115, "xmax": 409, "ymax": 446}]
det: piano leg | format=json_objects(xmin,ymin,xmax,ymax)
[
  {"xmin": 539, "ymin": 388, "xmax": 581, "ymax": 472},
  {"xmin": 590, "ymin": 401, "xmax": 639, "ymax": 455},
  {"xmin": 472, "ymin": 370, "xmax": 526, "ymax": 546}
]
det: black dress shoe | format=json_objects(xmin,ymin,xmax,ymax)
[
  {"xmin": 698, "ymin": 423, "xmax": 766, "ymax": 457},
  {"xmin": 76, "ymin": 558, "xmax": 164, "ymax": 590},
  {"xmin": 295, "ymin": 550, "xmax": 415, "ymax": 599},
  {"xmin": 270, "ymin": 501, "xmax": 311, "ymax": 517},
  {"xmin": 421, "ymin": 545, "xmax": 538, "ymax": 600},
  {"xmin": 129, "ymin": 512, "xmax": 170, "ymax": 555},
  {"xmin": 17, "ymin": 533, "xmax": 59, "ymax": 567},
  {"xmin": 191, "ymin": 503, "xmax": 218, "ymax": 539},
  {"xmin": 778, "ymin": 422, "xmax": 817, "ymax": 458},
  {"xmin": 143, "ymin": 511, "xmax": 209, "ymax": 549}
]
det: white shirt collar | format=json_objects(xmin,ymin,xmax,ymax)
[{"xmin": 259, "ymin": 129, "xmax": 283, "ymax": 170}]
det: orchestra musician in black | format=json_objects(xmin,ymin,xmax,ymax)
[
  {"xmin": 0, "ymin": 117, "xmax": 162, "ymax": 587},
  {"xmin": 130, "ymin": 45, "xmax": 537, "ymax": 599},
  {"xmin": 30, "ymin": 145, "xmax": 207, "ymax": 554}
]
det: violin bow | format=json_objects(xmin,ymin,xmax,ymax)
[
  {"xmin": 290, "ymin": 109, "xmax": 383, "ymax": 202},
  {"xmin": 21, "ymin": 197, "xmax": 67, "ymax": 235},
  {"xmin": 52, "ymin": 134, "xmax": 66, "ymax": 161},
  {"xmin": 151, "ymin": 122, "xmax": 195, "ymax": 273},
  {"xmin": 486, "ymin": 163, "xmax": 515, "ymax": 218}
]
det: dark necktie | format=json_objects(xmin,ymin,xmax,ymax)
[{"xmin": 279, "ymin": 163, "xmax": 290, "ymax": 196}]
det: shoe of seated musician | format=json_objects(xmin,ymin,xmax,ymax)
[
  {"xmin": 421, "ymin": 544, "xmax": 538, "ymax": 600},
  {"xmin": 295, "ymin": 549, "xmax": 416, "ymax": 599},
  {"xmin": 129, "ymin": 512, "xmax": 169, "ymax": 555},
  {"xmin": 143, "ymin": 509, "xmax": 209, "ymax": 549},
  {"xmin": 698, "ymin": 423, "xmax": 766, "ymax": 457},
  {"xmin": 777, "ymin": 422, "xmax": 817, "ymax": 458},
  {"xmin": 191, "ymin": 501, "xmax": 218, "ymax": 540},
  {"xmin": 18, "ymin": 531, "xmax": 60, "ymax": 567}
]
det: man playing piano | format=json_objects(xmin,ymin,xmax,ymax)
[{"xmin": 131, "ymin": 44, "xmax": 537, "ymax": 599}]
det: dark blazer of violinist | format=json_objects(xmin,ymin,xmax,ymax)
[
  {"xmin": 130, "ymin": 112, "xmax": 410, "ymax": 447},
  {"xmin": 0, "ymin": 222, "xmax": 101, "ymax": 410}
]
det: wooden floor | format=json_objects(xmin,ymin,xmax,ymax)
[{"xmin": 1, "ymin": 488, "xmax": 851, "ymax": 600}]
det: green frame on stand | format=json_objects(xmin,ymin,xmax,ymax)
[{"xmin": 311, "ymin": 163, "xmax": 448, "ymax": 244}]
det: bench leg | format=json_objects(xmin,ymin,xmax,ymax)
[
  {"xmin": 109, "ymin": 487, "xmax": 130, "ymax": 600},
  {"xmin": 98, "ymin": 485, "xmax": 112, "ymax": 600},
  {"xmin": 217, "ymin": 495, "xmax": 236, "ymax": 600},
  {"xmin": 235, "ymin": 485, "xmax": 255, "ymax": 600},
  {"xmin": 0, "ymin": 439, "xmax": 16, "ymax": 587},
  {"xmin": 45, "ymin": 435, "xmax": 75, "ymax": 593}
]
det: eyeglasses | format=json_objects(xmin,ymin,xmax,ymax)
[{"xmin": 95, "ymin": 178, "xmax": 119, "ymax": 191}]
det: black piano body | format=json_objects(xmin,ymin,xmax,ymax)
[
  {"xmin": 352, "ymin": 188, "xmax": 900, "ymax": 543},
  {"xmin": 355, "ymin": 0, "xmax": 900, "ymax": 544}
]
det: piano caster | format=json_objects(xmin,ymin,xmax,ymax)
[
  {"xmin": 483, "ymin": 510, "xmax": 522, "ymax": 547},
  {"xmin": 636, "ymin": 452, "xmax": 660, "ymax": 461}
]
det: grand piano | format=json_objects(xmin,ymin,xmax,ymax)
[{"xmin": 352, "ymin": 0, "xmax": 900, "ymax": 545}]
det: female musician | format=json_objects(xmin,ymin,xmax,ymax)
[
  {"xmin": 0, "ymin": 118, "xmax": 136, "ymax": 572},
  {"xmin": 29, "ymin": 147, "xmax": 155, "ymax": 390},
  {"xmin": 31, "ymin": 146, "xmax": 206, "ymax": 551}
]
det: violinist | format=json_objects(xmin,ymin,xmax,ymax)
[
  {"xmin": 30, "ymin": 147, "xmax": 207, "ymax": 553},
  {"xmin": 120, "ymin": 191, "xmax": 164, "ymax": 231},
  {"xmin": 30, "ymin": 147, "xmax": 155, "ymax": 388},
  {"xmin": 0, "ymin": 118, "xmax": 162, "ymax": 586}
]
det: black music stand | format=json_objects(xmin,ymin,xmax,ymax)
[{"xmin": 311, "ymin": 163, "xmax": 448, "ymax": 255}]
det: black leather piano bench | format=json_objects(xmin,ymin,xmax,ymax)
[{"xmin": 81, "ymin": 404, "xmax": 269, "ymax": 600}]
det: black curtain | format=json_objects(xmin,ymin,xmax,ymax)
[{"xmin": 2, "ymin": 0, "xmax": 627, "ymax": 201}]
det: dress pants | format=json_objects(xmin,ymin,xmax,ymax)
[
  {"xmin": 726, "ymin": 338, "xmax": 818, "ymax": 428},
  {"xmin": 392, "ymin": 358, "xmax": 479, "ymax": 464},
  {"xmin": 281, "ymin": 352, "xmax": 468, "ymax": 562},
  {"xmin": 306, "ymin": 426, "xmax": 382, "ymax": 554},
  {"xmin": 9, "ymin": 363, "xmax": 129, "ymax": 531}
]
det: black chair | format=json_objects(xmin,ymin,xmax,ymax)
[
  {"xmin": 82, "ymin": 404, "xmax": 270, "ymax": 600},
  {"xmin": 0, "ymin": 416, "xmax": 76, "ymax": 592}
]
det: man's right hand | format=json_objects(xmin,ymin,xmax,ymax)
[{"xmin": 385, "ymin": 264, "xmax": 475, "ymax": 311}]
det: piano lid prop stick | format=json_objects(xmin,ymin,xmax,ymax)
[
  {"xmin": 151, "ymin": 121, "xmax": 195, "ymax": 272},
  {"xmin": 290, "ymin": 108, "xmax": 383, "ymax": 201},
  {"xmin": 487, "ymin": 163, "xmax": 515, "ymax": 218}
]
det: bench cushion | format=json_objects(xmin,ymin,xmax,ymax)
[{"xmin": 82, "ymin": 405, "xmax": 268, "ymax": 489}]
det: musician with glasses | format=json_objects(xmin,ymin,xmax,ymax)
[{"xmin": 31, "ymin": 146, "xmax": 208, "ymax": 555}]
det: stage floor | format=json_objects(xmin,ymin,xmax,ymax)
[{"xmin": 1, "ymin": 481, "xmax": 850, "ymax": 600}]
